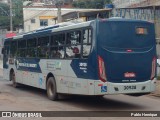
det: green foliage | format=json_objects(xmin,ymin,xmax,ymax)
[
  {"xmin": 0, "ymin": 16, "xmax": 10, "ymax": 29},
  {"xmin": 72, "ymin": 0, "xmax": 112, "ymax": 9},
  {"xmin": 0, "ymin": 3, "xmax": 9, "ymax": 16},
  {"xmin": 0, "ymin": 0, "xmax": 24, "ymax": 30},
  {"xmin": 0, "ymin": 3, "xmax": 10, "ymax": 29}
]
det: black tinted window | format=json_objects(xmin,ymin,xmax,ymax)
[
  {"xmin": 51, "ymin": 34, "xmax": 65, "ymax": 46},
  {"xmin": 27, "ymin": 38, "xmax": 37, "ymax": 47}
]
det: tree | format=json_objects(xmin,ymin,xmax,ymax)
[
  {"xmin": 0, "ymin": 0, "xmax": 27, "ymax": 30},
  {"xmin": 12, "ymin": 0, "xmax": 24, "ymax": 29},
  {"xmin": 0, "ymin": 3, "xmax": 10, "ymax": 29},
  {"xmin": 72, "ymin": 0, "xmax": 112, "ymax": 9}
]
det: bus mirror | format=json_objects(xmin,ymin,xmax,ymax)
[{"xmin": 1, "ymin": 48, "xmax": 4, "ymax": 54}]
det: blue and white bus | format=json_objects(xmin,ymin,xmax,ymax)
[{"xmin": 2, "ymin": 18, "xmax": 157, "ymax": 100}]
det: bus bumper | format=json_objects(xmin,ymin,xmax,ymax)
[{"xmin": 94, "ymin": 79, "xmax": 156, "ymax": 95}]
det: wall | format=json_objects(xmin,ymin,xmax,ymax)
[
  {"xmin": 23, "ymin": 8, "xmax": 84, "ymax": 32},
  {"xmin": 112, "ymin": 0, "xmax": 160, "ymax": 8}
]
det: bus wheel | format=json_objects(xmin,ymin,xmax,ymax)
[
  {"xmin": 47, "ymin": 77, "xmax": 58, "ymax": 101},
  {"xmin": 10, "ymin": 71, "xmax": 17, "ymax": 88}
]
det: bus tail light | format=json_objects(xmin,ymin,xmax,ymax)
[
  {"xmin": 98, "ymin": 56, "xmax": 107, "ymax": 82},
  {"xmin": 150, "ymin": 57, "xmax": 156, "ymax": 80}
]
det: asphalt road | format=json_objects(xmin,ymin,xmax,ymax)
[{"xmin": 0, "ymin": 70, "xmax": 160, "ymax": 119}]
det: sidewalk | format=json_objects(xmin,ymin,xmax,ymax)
[
  {"xmin": 0, "ymin": 60, "xmax": 3, "ymax": 77},
  {"xmin": 0, "ymin": 60, "xmax": 2, "ymax": 69},
  {"xmin": 150, "ymin": 80, "xmax": 160, "ymax": 97}
]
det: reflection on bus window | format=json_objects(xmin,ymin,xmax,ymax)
[
  {"xmin": 10, "ymin": 41, "xmax": 17, "ymax": 58},
  {"xmin": 50, "ymin": 46, "xmax": 65, "ymax": 59},
  {"xmin": 83, "ymin": 29, "xmax": 92, "ymax": 58},
  {"xmin": 27, "ymin": 48, "xmax": 37, "ymax": 58},
  {"xmin": 38, "ymin": 36, "xmax": 49, "ymax": 47},
  {"xmin": 66, "ymin": 30, "xmax": 81, "ymax": 58},
  {"xmin": 37, "ymin": 47, "xmax": 49, "ymax": 58},
  {"xmin": 37, "ymin": 36, "xmax": 50, "ymax": 58},
  {"xmin": 67, "ymin": 31, "xmax": 81, "ymax": 45},
  {"xmin": 51, "ymin": 34, "xmax": 65, "ymax": 46},
  {"xmin": 17, "ymin": 39, "xmax": 26, "ymax": 58}
]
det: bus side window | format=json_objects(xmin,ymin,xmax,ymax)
[
  {"xmin": 66, "ymin": 30, "xmax": 81, "ymax": 58},
  {"xmin": 82, "ymin": 29, "xmax": 92, "ymax": 58},
  {"xmin": 27, "ymin": 38, "xmax": 37, "ymax": 58},
  {"xmin": 37, "ymin": 36, "xmax": 50, "ymax": 58},
  {"xmin": 17, "ymin": 39, "xmax": 26, "ymax": 57},
  {"xmin": 4, "ymin": 41, "xmax": 10, "ymax": 55},
  {"xmin": 50, "ymin": 33, "xmax": 65, "ymax": 59},
  {"xmin": 10, "ymin": 41, "xmax": 17, "ymax": 58}
]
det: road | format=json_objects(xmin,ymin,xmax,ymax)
[{"xmin": 0, "ymin": 70, "xmax": 160, "ymax": 119}]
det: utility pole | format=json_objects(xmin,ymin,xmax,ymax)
[
  {"xmin": 54, "ymin": 0, "xmax": 63, "ymax": 23},
  {"xmin": 9, "ymin": 0, "xmax": 13, "ymax": 32}
]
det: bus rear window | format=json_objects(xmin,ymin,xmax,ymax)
[{"xmin": 99, "ymin": 21, "xmax": 155, "ymax": 48}]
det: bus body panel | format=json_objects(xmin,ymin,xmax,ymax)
[{"xmin": 97, "ymin": 19, "xmax": 157, "ymax": 83}]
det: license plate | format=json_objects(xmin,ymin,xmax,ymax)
[{"xmin": 124, "ymin": 85, "xmax": 136, "ymax": 90}]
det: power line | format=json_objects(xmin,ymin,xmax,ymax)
[{"xmin": 9, "ymin": 0, "xmax": 13, "ymax": 32}]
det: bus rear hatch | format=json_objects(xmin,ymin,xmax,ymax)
[{"xmin": 97, "ymin": 19, "xmax": 156, "ymax": 83}]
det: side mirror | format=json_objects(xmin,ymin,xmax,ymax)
[{"xmin": 1, "ymin": 48, "xmax": 4, "ymax": 54}]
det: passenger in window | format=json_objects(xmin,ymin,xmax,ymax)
[{"xmin": 66, "ymin": 46, "xmax": 80, "ymax": 58}]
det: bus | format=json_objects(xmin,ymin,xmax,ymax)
[{"xmin": 2, "ymin": 18, "xmax": 157, "ymax": 100}]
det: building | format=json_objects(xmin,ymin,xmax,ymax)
[
  {"xmin": 112, "ymin": 0, "xmax": 160, "ymax": 57},
  {"xmin": 31, "ymin": 0, "xmax": 73, "ymax": 6},
  {"xmin": 112, "ymin": 0, "xmax": 160, "ymax": 8},
  {"xmin": 0, "ymin": 0, "xmax": 8, "ymax": 4},
  {"xmin": 23, "ymin": 6, "xmax": 111, "ymax": 32}
]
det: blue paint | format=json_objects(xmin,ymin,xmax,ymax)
[
  {"xmin": 39, "ymin": 78, "xmax": 43, "ymax": 86},
  {"xmin": 15, "ymin": 58, "xmax": 42, "ymax": 73},
  {"xmin": 70, "ymin": 59, "xmax": 97, "ymax": 80},
  {"xmin": 98, "ymin": 19, "xmax": 156, "ymax": 83},
  {"xmin": 101, "ymin": 86, "xmax": 107, "ymax": 93}
]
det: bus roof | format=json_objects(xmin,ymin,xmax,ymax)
[
  {"xmin": 4, "ymin": 18, "xmax": 152, "ymax": 41},
  {"xmin": 8, "ymin": 20, "xmax": 93, "ymax": 40}
]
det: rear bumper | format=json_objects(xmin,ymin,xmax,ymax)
[{"xmin": 94, "ymin": 79, "xmax": 156, "ymax": 95}]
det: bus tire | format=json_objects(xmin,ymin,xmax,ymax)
[
  {"xmin": 10, "ymin": 71, "xmax": 17, "ymax": 88},
  {"xmin": 46, "ymin": 77, "xmax": 58, "ymax": 101}
]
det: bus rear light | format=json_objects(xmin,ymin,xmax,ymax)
[
  {"xmin": 150, "ymin": 57, "xmax": 156, "ymax": 80},
  {"xmin": 98, "ymin": 56, "xmax": 107, "ymax": 82}
]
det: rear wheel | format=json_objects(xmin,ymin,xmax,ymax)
[
  {"xmin": 10, "ymin": 71, "xmax": 17, "ymax": 88},
  {"xmin": 46, "ymin": 77, "xmax": 58, "ymax": 101}
]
